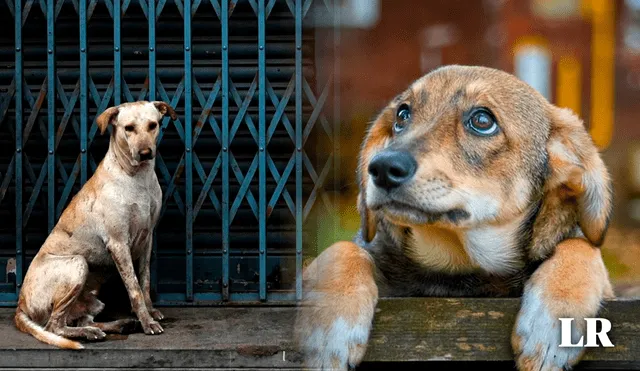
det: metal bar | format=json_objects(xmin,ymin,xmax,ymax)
[
  {"xmin": 114, "ymin": 0, "xmax": 121, "ymax": 105},
  {"xmin": 154, "ymin": 292, "xmax": 296, "ymax": 305},
  {"xmin": 149, "ymin": 0, "xmax": 158, "ymax": 300},
  {"xmin": 149, "ymin": 0, "xmax": 156, "ymax": 102},
  {"xmin": 15, "ymin": 0, "xmax": 24, "ymax": 295},
  {"xmin": 1, "ymin": 43, "xmax": 299, "ymax": 58},
  {"xmin": 80, "ymin": 0, "xmax": 88, "ymax": 186},
  {"xmin": 184, "ymin": 0, "xmax": 193, "ymax": 302},
  {"xmin": 0, "ymin": 67, "xmax": 296, "ymax": 81},
  {"xmin": 221, "ymin": 0, "xmax": 230, "ymax": 301},
  {"xmin": 294, "ymin": 0, "xmax": 302, "ymax": 301},
  {"xmin": 47, "ymin": 0, "xmax": 55, "ymax": 232},
  {"xmin": 258, "ymin": 0, "xmax": 266, "ymax": 301}
]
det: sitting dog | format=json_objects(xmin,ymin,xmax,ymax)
[
  {"xmin": 14, "ymin": 101, "xmax": 177, "ymax": 349},
  {"xmin": 295, "ymin": 65, "xmax": 615, "ymax": 371}
]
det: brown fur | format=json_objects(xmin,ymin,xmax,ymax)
[
  {"xmin": 15, "ymin": 101, "xmax": 176, "ymax": 349},
  {"xmin": 295, "ymin": 65, "xmax": 614, "ymax": 371},
  {"xmin": 294, "ymin": 242, "xmax": 378, "ymax": 369}
]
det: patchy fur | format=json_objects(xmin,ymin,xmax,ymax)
[{"xmin": 15, "ymin": 101, "xmax": 176, "ymax": 349}]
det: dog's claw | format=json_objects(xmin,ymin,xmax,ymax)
[
  {"xmin": 142, "ymin": 320, "xmax": 164, "ymax": 335},
  {"xmin": 150, "ymin": 308, "xmax": 165, "ymax": 321},
  {"xmin": 83, "ymin": 327, "xmax": 106, "ymax": 341}
]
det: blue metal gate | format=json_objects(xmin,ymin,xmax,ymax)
[{"xmin": 0, "ymin": 0, "xmax": 339, "ymax": 306}]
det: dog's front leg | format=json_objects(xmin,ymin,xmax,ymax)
[
  {"xmin": 512, "ymin": 238, "xmax": 614, "ymax": 371},
  {"xmin": 138, "ymin": 238, "xmax": 164, "ymax": 321},
  {"xmin": 107, "ymin": 241, "xmax": 164, "ymax": 335},
  {"xmin": 294, "ymin": 241, "xmax": 378, "ymax": 370}
]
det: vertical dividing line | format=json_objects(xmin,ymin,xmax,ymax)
[
  {"xmin": 294, "ymin": 0, "xmax": 302, "ymax": 301},
  {"xmin": 258, "ymin": 0, "xmax": 266, "ymax": 301},
  {"xmin": 15, "ymin": 0, "xmax": 24, "ymax": 294},
  {"xmin": 80, "ymin": 0, "xmax": 88, "ymax": 185},
  {"xmin": 332, "ymin": 1, "xmax": 340, "ymax": 242},
  {"xmin": 114, "ymin": 0, "xmax": 121, "ymax": 105},
  {"xmin": 184, "ymin": 0, "xmax": 193, "ymax": 301},
  {"xmin": 47, "ymin": 0, "xmax": 56, "ymax": 232},
  {"xmin": 221, "ymin": 0, "xmax": 230, "ymax": 301},
  {"xmin": 149, "ymin": 0, "xmax": 158, "ymax": 297}
]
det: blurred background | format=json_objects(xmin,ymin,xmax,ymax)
[{"xmin": 316, "ymin": 0, "xmax": 640, "ymax": 296}]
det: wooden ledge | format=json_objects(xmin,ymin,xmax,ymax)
[
  {"xmin": 0, "ymin": 298, "xmax": 639, "ymax": 369},
  {"xmin": 365, "ymin": 298, "xmax": 640, "ymax": 367}
]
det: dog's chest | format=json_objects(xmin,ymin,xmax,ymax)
[
  {"xmin": 127, "ymin": 195, "xmax": 156, "ymax": 259},
  {"xmin": 124, "ymin": 177, "xmax": 161, "ymax": 260},
  {"xmin": 409, "ymin": 222, "xmax": 525, "ymax": 276}
]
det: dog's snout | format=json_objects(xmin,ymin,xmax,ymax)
[
  {"xmin": 368, "ymin": 150, "xmax": 417, "ymax": 191},
  {"xmin": 139, "ymin": 148, "xmax": 153, "ymax": 161}
]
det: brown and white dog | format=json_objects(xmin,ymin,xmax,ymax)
[
  {"xmin": 294, "ymin": 65, "xmax": 615, "ymax": 370},
  {"xmin": 14, "ymin": 101, "xmax": 177, "ymax": 349}
]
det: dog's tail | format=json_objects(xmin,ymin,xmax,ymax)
[{"xmin": 14, "ymin": 307, "xmax": 84, "ymax": 350}]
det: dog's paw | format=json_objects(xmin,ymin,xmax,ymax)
[
  {"xmin": 149, "ymin": 308, "xmax": 165, "ymax": 321},
  {"xmin": 82, "ymin": 327, "xmax": 107, "ymax": 341},
  {"xmin": 301, "ymin": 316, "xmax": 371, "ymax": 370},
  {"xmin": 120, "ymin": 318, "xmax": 141, "ymax": 334},
  {"xmin": 295, "ymin": 293, "xmax": 376, "ymax": 371},
  {"xmin": 141, "ymin": 320, "xmax": 164, "ymax": 335},
  {"xmin": 512, "ymin": 288, "xmax": 586, "ymax": 371}
]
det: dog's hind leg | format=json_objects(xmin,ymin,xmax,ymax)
[
  {"xmin": 72, "ymin": 287, "xmax": 139, "ymax": 334},
  {"xmin": 77, "ymin": 317, "xmax": 139, "ymax": 334},
  {"xmin": 40, "ymin": 255, "xmax": 106, "ymax": 341}
]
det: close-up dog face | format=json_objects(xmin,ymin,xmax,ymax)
[
  {"xmin": 96, "ymin": 101, "xmax": 177, "ymax": 165},
  {"xmin": 358, "ymin": 65, "xmax": 612, "ymax": 273}
]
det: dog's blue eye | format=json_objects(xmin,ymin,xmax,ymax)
[
  {"xmin": 394, "ymin": 104, "xmax": 411, "ymax": 134},
  {"xmin": 465, "ymin": 108, "xmax": 499, "ymax": 136}
]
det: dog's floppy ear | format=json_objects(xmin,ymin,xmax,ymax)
[
  {"xmin": 356, "ymin": 107, "xmax": 395, "ymax": 243},
  {"xmin": 544, "ymin": 106, "xmax": 613, "ymax": 247},
  {"xmin": 152, "ymin": 101, "xmax": 178, "ymax": 120},
  {"xmin": 356, "ymin": 187, "xmax": 377, "ymax": 244},
  {"xmin": 96, "ymin": 106, "xmax": 119, "ymax": 135}
]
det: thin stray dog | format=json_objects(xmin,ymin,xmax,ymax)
[
  {"xmin": 15, "ymin": 101, "xmax": 177, "ymax": 349},
  {"xmin": 295, "ymin": 65, "xmax": 615, "ymax": 371}
]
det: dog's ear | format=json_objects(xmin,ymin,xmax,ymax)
[
  {"xmin": 96, "ymin": 107, "xmax": 119, "ymax": 135},
  {"xmin": 356, "ymin": 187, "xmax": 377, "ymax": 244},
  {"xmin": 356, "ymin": 107, "xmax": 395, "ymax": 243},
  {"xmin": 544, "ymin": 106, "xmax": 613, "ymax": 247},
  {"xmin": 152, "ymin": 101, "xmax": 178, "ymax": 120}
]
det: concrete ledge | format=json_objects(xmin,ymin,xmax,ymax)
[
  {"xmin": 1, "ymin": 298, "xmax": 639, "ymax": 369},
  {"xmin": 0, "ymin": 306, "xmax": 302, "ymax": 369}
]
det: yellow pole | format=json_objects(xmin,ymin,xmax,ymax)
[
  {"xmin": 589, "ymin": 0, "xmax": 615, "ymax": 150},
  {"xmin": 556, "ymin": 55, "xmax": 582, "ymax": 115}
]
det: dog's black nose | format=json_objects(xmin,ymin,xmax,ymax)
[
  {"xmin": 139, "ymin": 148, "xmax": 153, "ymax": 161},
  {"xmin": 368, "ymin": 150, "xmax": 417, "ymax": 191}
]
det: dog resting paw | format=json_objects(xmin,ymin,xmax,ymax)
[
  {"xmin": 295, "ymin": 241, "xmax": 378, "ymax": 370},
  {"xmin": 296, "ymin": 65, "xmax": 615, "ymax": 371},
  {"xmin": 512, "ymin": 239, "xmax": 614, "ymax": 371}
]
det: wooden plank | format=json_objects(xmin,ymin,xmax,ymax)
[
  {"xmin": 0, "ymin": 298, "xmax": 639, "ymax": 369},
  {"xmin": 364, "ymin": 298, "xmax": 640, "ymax": 367}
]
